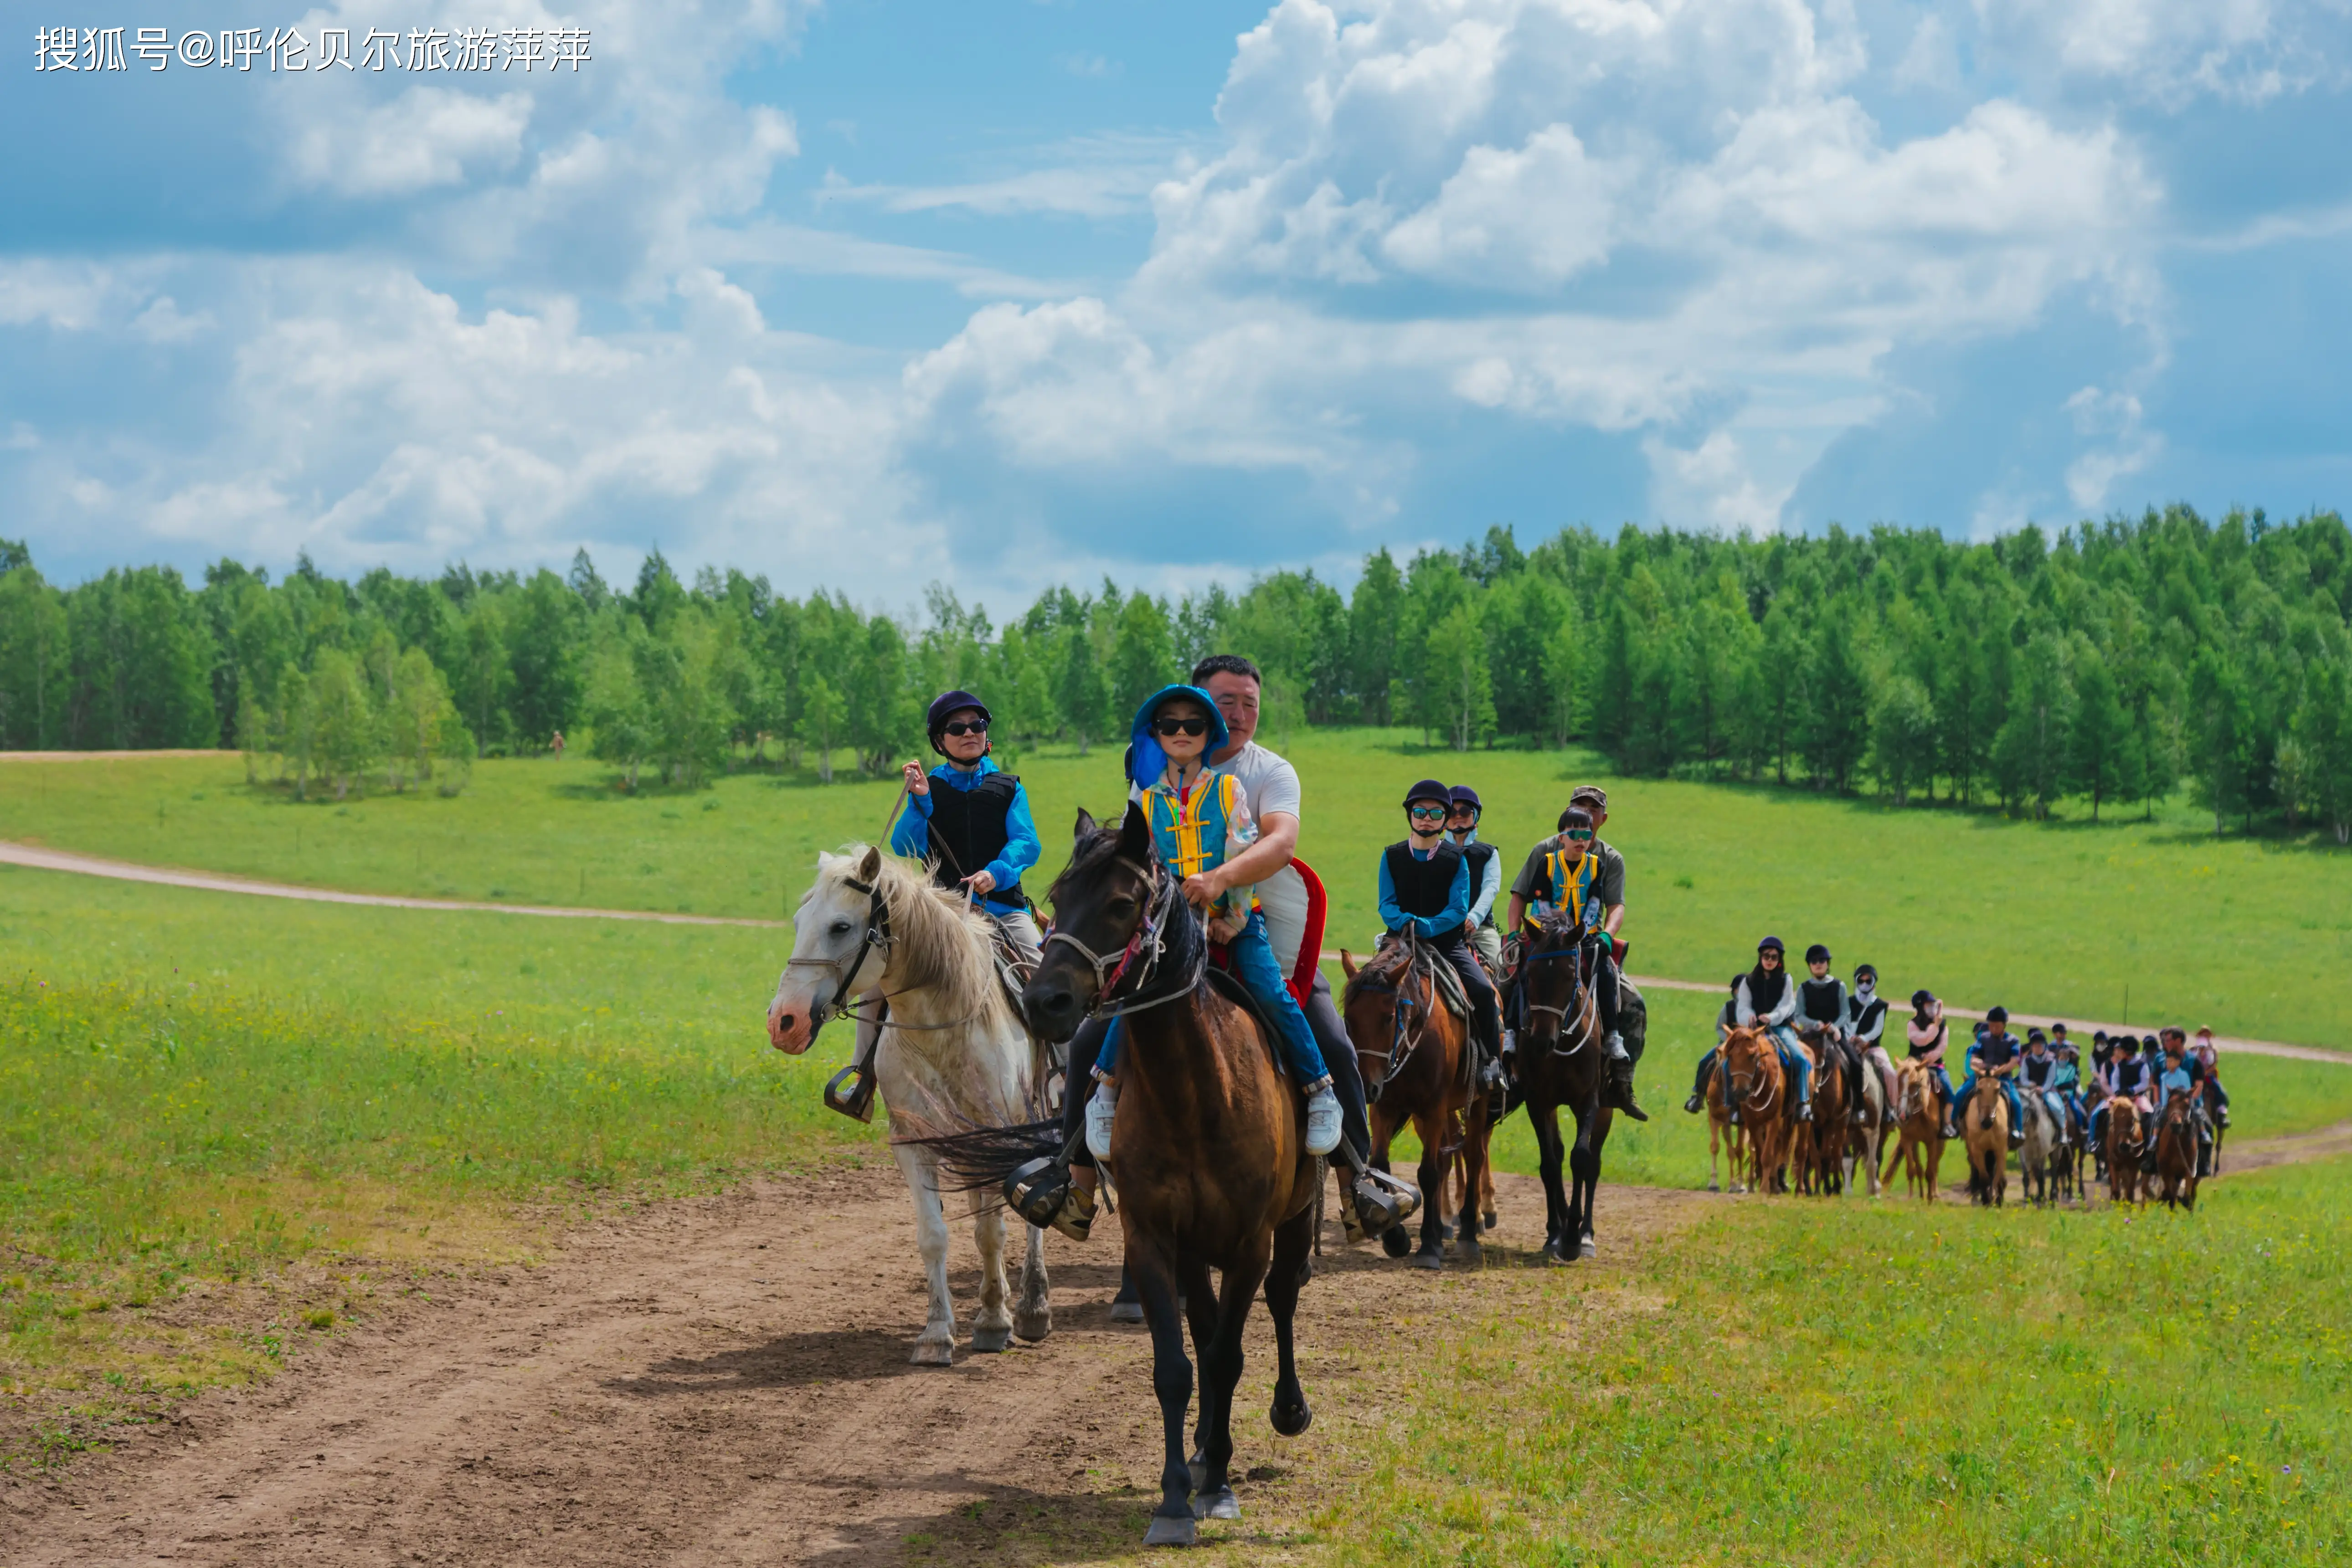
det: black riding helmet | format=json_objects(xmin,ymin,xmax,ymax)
[
  {"xmin": 1805, "ymin": 942, "xmax": 1831, "ymax": 965},
  {"xmin": 1758, "ymin": 934, "xmax": 1785, "ymax": 956},
  {"xmin": 1403, "ymin": 777, "xmax": 1452, "ymax": 813},
  {"xmin": 1447, "ymin": 783, "xmax": 1482, "ymax": 818},
  {"xmin": 925, "ymin": 689, "xmax": 992, "ymax": 758}
]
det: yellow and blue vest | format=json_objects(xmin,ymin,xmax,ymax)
[
  {"xmin": 1523, "ymin": 845, "xmax": 1599, "ymax": 936},
  {"xmin": 1144, "ymin": 773, "xmax": 1257, "ymax": 925}
]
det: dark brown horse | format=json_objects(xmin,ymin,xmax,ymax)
[
  {"xmin": 947, "ymin": 803, "xmax": 1317, "ymax": 1546},
  {"xmin": 1798, "ymin": 1043, "xmax": 1850, "ymax": 1196},
  {"xmin": 1510, "ymin": 915, "xmax": 1614, "ymax": 1262},
  {"xmin": 1339, "ymin": 934, "xmax": 1490, "ymax": 1268},
  {"xmin": 2105, "ymin": 1096, "xmax": 2146, "ymax": 1208},
  {"xmin": 2153, "ymin": 1090, "xmax": 2201, "ymax": 1211}
]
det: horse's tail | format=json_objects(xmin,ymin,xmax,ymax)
[{"xmin": 894, "ymin": 1115, "xmax": 1067, "ymax": 1193}]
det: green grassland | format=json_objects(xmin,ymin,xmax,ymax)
[
  {"xmin": 1331, "ymin": 1152, "xmax": 2352, "ymax": 1568},
  {"xmin": 5, "ymin": 731, "xmax": 2348, "ymax": 1044}
]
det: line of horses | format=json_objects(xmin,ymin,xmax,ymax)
[{"xmin": 1706, "ymin": 1029, "xmax": 2214, "ymax": 1213}]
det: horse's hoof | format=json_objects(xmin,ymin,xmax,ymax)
[
  {"xmin": 1482, "ymin": 1208, "xmax": 1498, "ymax": 1231},
  {"xmin": 1541, "ymin": 1238, "xmax": 1572, "ymax": 1265},
  {"xmin": 1458, "ymin": 1238, "xmax": 1484, "ymax": 1268},
  {"xmin": 1379, "ymin": 1226, "xmax": 1414, "ymax": 1259},
  {"xmin": 909, "ymin": 1339, "xmax": 955, "ymax": 1367},
  {"xmin": 1191, "ymin": 1487, "xmax": 1241, "ymax": 1522},
  {"xmin": 1014, "ymin": 1308, "xmax": 1052, "ymax": 1342},
  {"xmin": 1144, "ymin": 1512, "xmax": 1197, "ymax": 1547},
  {"xmin": 1109, "ymin": 1300, "xmax": 1145, "ymax": 1324},
  {"xmin": 1188, "ymin": 1451, "xmax": 1207, "ymax": 1493},
  {"xmin": 1410, "ymin": 1249, "xmax": 1445, "ymax": 1271},
  {"xmin": 1271, "ymin": 1394, "xmax": 1312, "ymax": 1436},
  {"xmin": 970, "ymin": 1325, "xmax": 1012, "ymax": 1353},
  {"xmin": 1440, "ymin": 1218, "xmax": 1458, "ymax": 1241},
  {"xmin": 1578, "ymin": 1235, "xmax": 1596, "ymax": 1260},
  {"xmin": 1705, "ymin": 1179, "xmax": 1720, "ymax": 1193}
]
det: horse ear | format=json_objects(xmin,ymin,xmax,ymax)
[
  {"xmin": 1118, "ymin": 799, "xmax": 1151, "ymax": 861},
  {"xmin": 1339, "ymin": 950, "xmax": 1358, "ymax": 980},
  {"xmin": 1073, "ymin": 807, "xmax": 1096, "ymax": 842},
  {"xmin": 857, "ymin": 844, "xmax": 882, "ymax": 884}
]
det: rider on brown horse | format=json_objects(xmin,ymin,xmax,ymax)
[
  {"xmin": 2156, "ymin": 1028, "xmax": 2216, "ymax": 1176},
  {"xmin": 1379, "ymin": 779, "xmax": 1504, "ymax": 1093},
  {"xmin": 1444, "ymin": 785, "xmax": 1507, "ymax": 979},
  {"xmin": 1951, "ymin": 1006, "xmax": 2027, "ymax": 1149},
  {"xmin": 1504, "ymin": 801, "xmax": 1646, "ymax": 1119},
  {"xmin": 1686, "ymin": 936, "xmax": 1812, "ymax": 1122}
]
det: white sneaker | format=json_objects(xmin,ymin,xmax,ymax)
[
  {"xmin": 1304, "ymin": 1085, "xmax": 1343, "ymax": 1156},
  {"xmin": 1085, "ymin": 1082, "xmax": 1118, "ymax": 1162}
]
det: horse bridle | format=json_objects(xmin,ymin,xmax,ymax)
[
  {"xmin": 1345, "ymin": 938, "xmax": 1432, "ymax": 1102},
  {"xmin": 1042, "ymin": 860, "xmax": 1203, "ymax": 1022},
  {"xmin": 1518, "ymin": 927, "xmax": 1596, "ymax": 1057},
  {"xmin": 787, "ymin": 874, "xmax": 894, "ymax": 1030}
]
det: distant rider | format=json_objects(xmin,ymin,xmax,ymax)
[
  {"xmin": 1445, "ymin": 785, "xmax": 1506, "ymax": 979},
  {"xmin": 1905, "ymin": 991, "xmax": 1958, "ymax": 1140},
  {"xmin": 1507, "ymin": 797, "xmax": 1645, "ymax": 1118},
  {"xmin": 1845, "ymin": 963, "xmax": 1900, "ymax": 1120},
  {"xmin": 1951, "ymin": 1006, "xmax": 2026, "ymax": 1148},
  {"xmin": 1795, "ymin": 944, "xmax": 1861, "ymax": 1123},
  {"xmin": 2192, "ymin": 1025, "xmax": 2231, "ymax": 1129},
  {"xmin": 1381, "ymin": 779, "xmax": 1505, "ymax": 1095},
  {"xmin": 1687, "ymin": 936, "xmax": 1812, "ymax": 1122}
]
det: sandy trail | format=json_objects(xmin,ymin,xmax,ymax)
[
  {"xmin": 5, "ymin": 840, "xmax": 2342, "ymax": 1067},
  {"xmin": 1, "ymin": 1168, "xmax": 1704, "ymax": 1568}
]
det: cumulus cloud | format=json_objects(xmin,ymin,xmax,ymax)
[{"xmin": 1971, "ymin": 0, "xmax": 2352, "ymax": 104}]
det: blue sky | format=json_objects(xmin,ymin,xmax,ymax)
[{"xmin": 5, "ymin": 1, "xmax": 2350, "ymax": 609}]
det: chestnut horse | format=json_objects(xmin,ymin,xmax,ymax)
[
  {"xmin": 973, "ymin": 804, "xmax": 1320, "ymax": 1545},
  {"xmin": 1719, "ymin": 1026, "xmax": 1796, "ymax": 1193},
  {"xmin": 1879, "ymin": 1059, "xmax": 1947, "ymax": 1201},
  {"xmin": 2153, "ymin": 1090, "xmax": 2201, "ymax": 1211},
  {"xmin": 1510, "ymin": 913, "xmax": 1615, "ymax": 1262},
  {"xmin": 1960, "ymin": 1075, "xmax": 2011, "ymax": 1207},
  {"xmin": 1339, "ymin": 934, "xmax": 1491, "ymax": 1268},
  {"xmin": 2105, "ymin": 1097, "xmax": 2146, "ymax": 1208}
]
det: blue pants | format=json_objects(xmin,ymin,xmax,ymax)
[
  {"xmin": 1099, "ymin": 911, "xmax": 1328, "ymax": 1086},
  {"xmin": 1953, "ymin": 1071, "xmax": 2023, "ymax": 1132}
]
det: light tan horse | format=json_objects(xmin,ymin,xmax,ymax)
[
  {"xmin": 1705, "ymin": 1054, "xmax": 1750, "ymax": 1194},
  {"xmin": 1960, "ymin": 1073, "xmax": 2012, "ymax": 1207},
  {"xmin": 1879, "ymin": 1059, "xmax": 1948, "ymax": 1201}
]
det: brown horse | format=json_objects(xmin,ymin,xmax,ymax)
[
  {"xmin": 1879, "ymin": 1059, "xmax": 1948, "ymax": 1200},
  {"xmin": 1704, "ymin": 1049, "xmax": 1750, "ymax": 1193},
  {"xmin": 2104, "ymin": 1097, "xmax": 2146, "ymax": 1207},
  {"xmin": 1510, "ymin": 914, "xmax": 1616, "ymax": 1262},
  {"xmin": 1719, "ymin": 1026, "xmax": 1796, "ymax": 1193},
  {"xmin": 1797, "ymin": 1043, "xmax": 1850, "ymax": 1196},
  {"xmin": 1340, "ymin": 935, "xmax": 1490, "ymax": 1268},
  {"xmin": 936, "ymin": 804, "xmax": 1318, "ymax": 1545},
  {"xmin": 2153, "ymin": 1090, "xmax": 2201, "ymax": 1211},
  {"xmin": 1959, "ymin": 1074, "xmax": 2011, "ymax": 1207}
]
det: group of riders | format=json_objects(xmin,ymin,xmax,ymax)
[
  {"xmin": 873, "ymin": 656, "xmax": 2229, "ymax": 1234},
  {"xmin": 1682, "ymin": 936, "xmax": 2231, "ymax": 1179},
  {"xmin": 876, "ymin": 658, "xmax": 1650, "ymax": 1243}
]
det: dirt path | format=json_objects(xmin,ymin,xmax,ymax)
[
  {"xmin": 0, "ymin": 1170, "xmax": 1704, "ymax": 1568},
  {"xmin": 8, "ymin": 839, "xmax": 2342, "ymax": 1068}
]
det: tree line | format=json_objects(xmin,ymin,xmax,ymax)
[{"xmin": 2, "ymin": 505, "xmax": 2349, "ymax": 840}]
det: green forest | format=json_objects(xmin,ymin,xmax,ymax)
[{"xmin": 3, "ymin": 506, "xmax": 2350, "ymax": 841}]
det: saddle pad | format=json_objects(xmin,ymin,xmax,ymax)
[
  {"xmin": 1420, "ymin": 941, "xmax": 1471, "ymax": 1023},
  {"xmin": 1252, "ymin": 858, "xmax": 1328, "ymax": 1005}
]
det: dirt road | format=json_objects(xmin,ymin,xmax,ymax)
[{"xmin": 0, "ymin": 1169, "xmax": 1704, "ymax": 1567}]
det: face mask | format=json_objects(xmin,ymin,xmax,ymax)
[{"xmin": 1854, "ymin": 981, "xmax": 1875, "ymax": 1004}]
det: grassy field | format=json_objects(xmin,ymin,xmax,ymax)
[
  {"xmin": 1330, "ymin": 1151, "xmax": 2352, "ymax": 1567},
  {"xmin": 5, "ymin": 734, "xmax": 2348, "ymax": 1045}
]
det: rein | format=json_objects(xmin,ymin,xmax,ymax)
[
  {"xmin": 1045, "ymin": 863, "xmax": 1205, "ymax": 1023},
  {"xmin": 1519, "ymin": 929, "xmax": 1593, "ymax": 1057},
  {"xmin": 1347, "ymin": 937, "xmax": 1436, "ymax": 1100},
  {"xmin": 787, "ymin": 872, "xmax": 987, "ymax": 1034}
]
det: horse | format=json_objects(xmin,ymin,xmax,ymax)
[
  {"xmin": 2017, "ymin": 1085, "xmax": 2061, "ymax": 1206},
  {"xmin": 1339, "ymin": 933, "xmax": 1491, "ymax": 1268},
  {"xmin": 2202, "ymin": 1078, "xmax": 2229, "ymax": 1173},
  {"xmin": 2104, "ymin": 1097, "xmax": 2146, "ymax": 1208},
  {"xmin": 2153, "ymin": 1090, "xmax": 2201, "ymax": 1211},
  {"xmin": 1508, "ymin": 913, "xmax": 1616, "ymax": 1262},
  {"xmin": 1797, "ymin": 1039, "xmax": 1850, "ymax": 1196},
  {"xmin": 924, "ymin": 804, "xmax": 1319, "ymax": 1545},
  {"xmin": 1879, "ymin": 1059, "xmax": 1947, "ymax": 1200},
  {"xmin": 766, "ymin": 845, "xmax": 1052, "ymax": 1366},
  {"xmin": 1719, "ymin": 1026, "xmax": 1796, "ymax": 1194},
  {"xmin": 1703, "ymin": 1048, "xmax": 1750, "ymax": 1194},
  {"xmin": 1959, "ymin": 1075, "xmax": 2011, "ymax": 1207}
]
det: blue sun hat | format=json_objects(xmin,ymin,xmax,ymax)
[{"xmin": 1126, "ymin": 684, "xmax": 1230, "ymax": 790}]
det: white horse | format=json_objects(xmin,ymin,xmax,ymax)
[
  {"xmin": 2018, "ymin": 1083, "xmax": 2061, "ymax": 1206},
  {"xmin": 766, "ymin": 844, "xmax": 1051, "ymax": 1365}
]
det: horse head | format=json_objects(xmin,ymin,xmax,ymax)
[
  {"xmin": 1516, "ymin": 914, "xmax": 1585, "ymax": 1051},
  {"xmin": 1721, "ymin": 1026, "xmax": 1777, "ymax": 1115},
  {"xmin": 1022, "ymin": 803, "xmax": 1163, "ymax": 1044},
  {"xmin": 767, "ymin": 843, "xmax": 889, "ymax": 1053}
]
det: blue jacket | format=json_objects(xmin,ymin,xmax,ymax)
[
  {"xmin": 890, "ymin": 756, "xmax": 1039, "ymax": 915},
  {"xmin": 1378, "ymin": 844, "xmax": 1472, "ymax": 939}
]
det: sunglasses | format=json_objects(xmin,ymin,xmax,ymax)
[
  {"xmin": 1153, "ymin": 716, "xmax": 1210, "ymax": 737},
  {"xmin": 1565, "ymin": 828, "xmax": 1594, "ymax": 841},
  {"xmin": 940, "ymin": 719, "xmax": 989, "ymax": 737},
  {"xmin": 1408, "ymin": 805, "xmax": 1448, "ymax": 820}
]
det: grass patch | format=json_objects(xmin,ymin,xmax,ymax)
[
  {"xmin": 4, "ymin": 735, "xmax": 2349, "ymax": 1045},
  {"xmin": 1329, "ymin": 1156, "xmax": 2352, "ymax": 1567}
]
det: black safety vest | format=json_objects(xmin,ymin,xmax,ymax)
[
  {"xmin": 2022, "ymin": 1054, "xmax": 2055, "ymax": 1088},
  {"xmin": 1800, "ymin": 978, "xmax": 1844, "ymax": 1026},
  {"xmin": 1384, "ymin": 840, "xmax": 1465, "ymax": 941},
  {"xmin": 1745, "ymin": 967, "xmax": 1787, "ymax": 1016},
  {"xmin": 924, "ymin": 771, "xmax": 1023, "ymax": 900},
  {"xmin": 1459, "ymin": 839, "xmax": 1497, "ymax": 925},
  {"xmin": 1978, "ymin": 1030, "xmax": 2017, "ymax": 1069}
]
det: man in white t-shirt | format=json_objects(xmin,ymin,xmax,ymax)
[{"xmin": 1190, "ymin": 654, "xmax": 1410, "ymax": 1237}]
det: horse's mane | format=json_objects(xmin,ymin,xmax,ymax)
[
  {"xmin": 821, "ymin": 845, "xmax": 1008, "ymax": 1020},
  {"xmin": 1341, "ymin": 939, "xmax": 1414, "ymax": 1006},
  {"xmin": 1047, "ymin": 824, "xmax": 1208, "ymax": 1006}
]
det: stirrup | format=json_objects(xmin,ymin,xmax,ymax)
[
  {"xmin": 823, "ymin": 1061, "xmax": 878, "ymax": 1123},
  {"xmin": 1354, "ymin": 1167, "xmax": 1420, "ymax": 1232}
]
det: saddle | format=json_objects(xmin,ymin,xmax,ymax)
[{"xmin": 1368, "ymin": 934, "xmax": 1471, "ymax": 1024}]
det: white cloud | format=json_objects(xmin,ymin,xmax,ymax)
[
  {"xmin": 1971, "ymin": 0, "xmax": 2352, "ymax": 103},
  {"xmin": 286, "ymin": 87, "xmax": 533, "ymax": 198},
  {"xmin": 2063, "ymin": 384, "xmax": 2163, "ymax": 507}
]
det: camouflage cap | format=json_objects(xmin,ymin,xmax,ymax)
[{"xmin": 1569, "ymin": 784, "xmax": 1608, "ymax": 810}]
